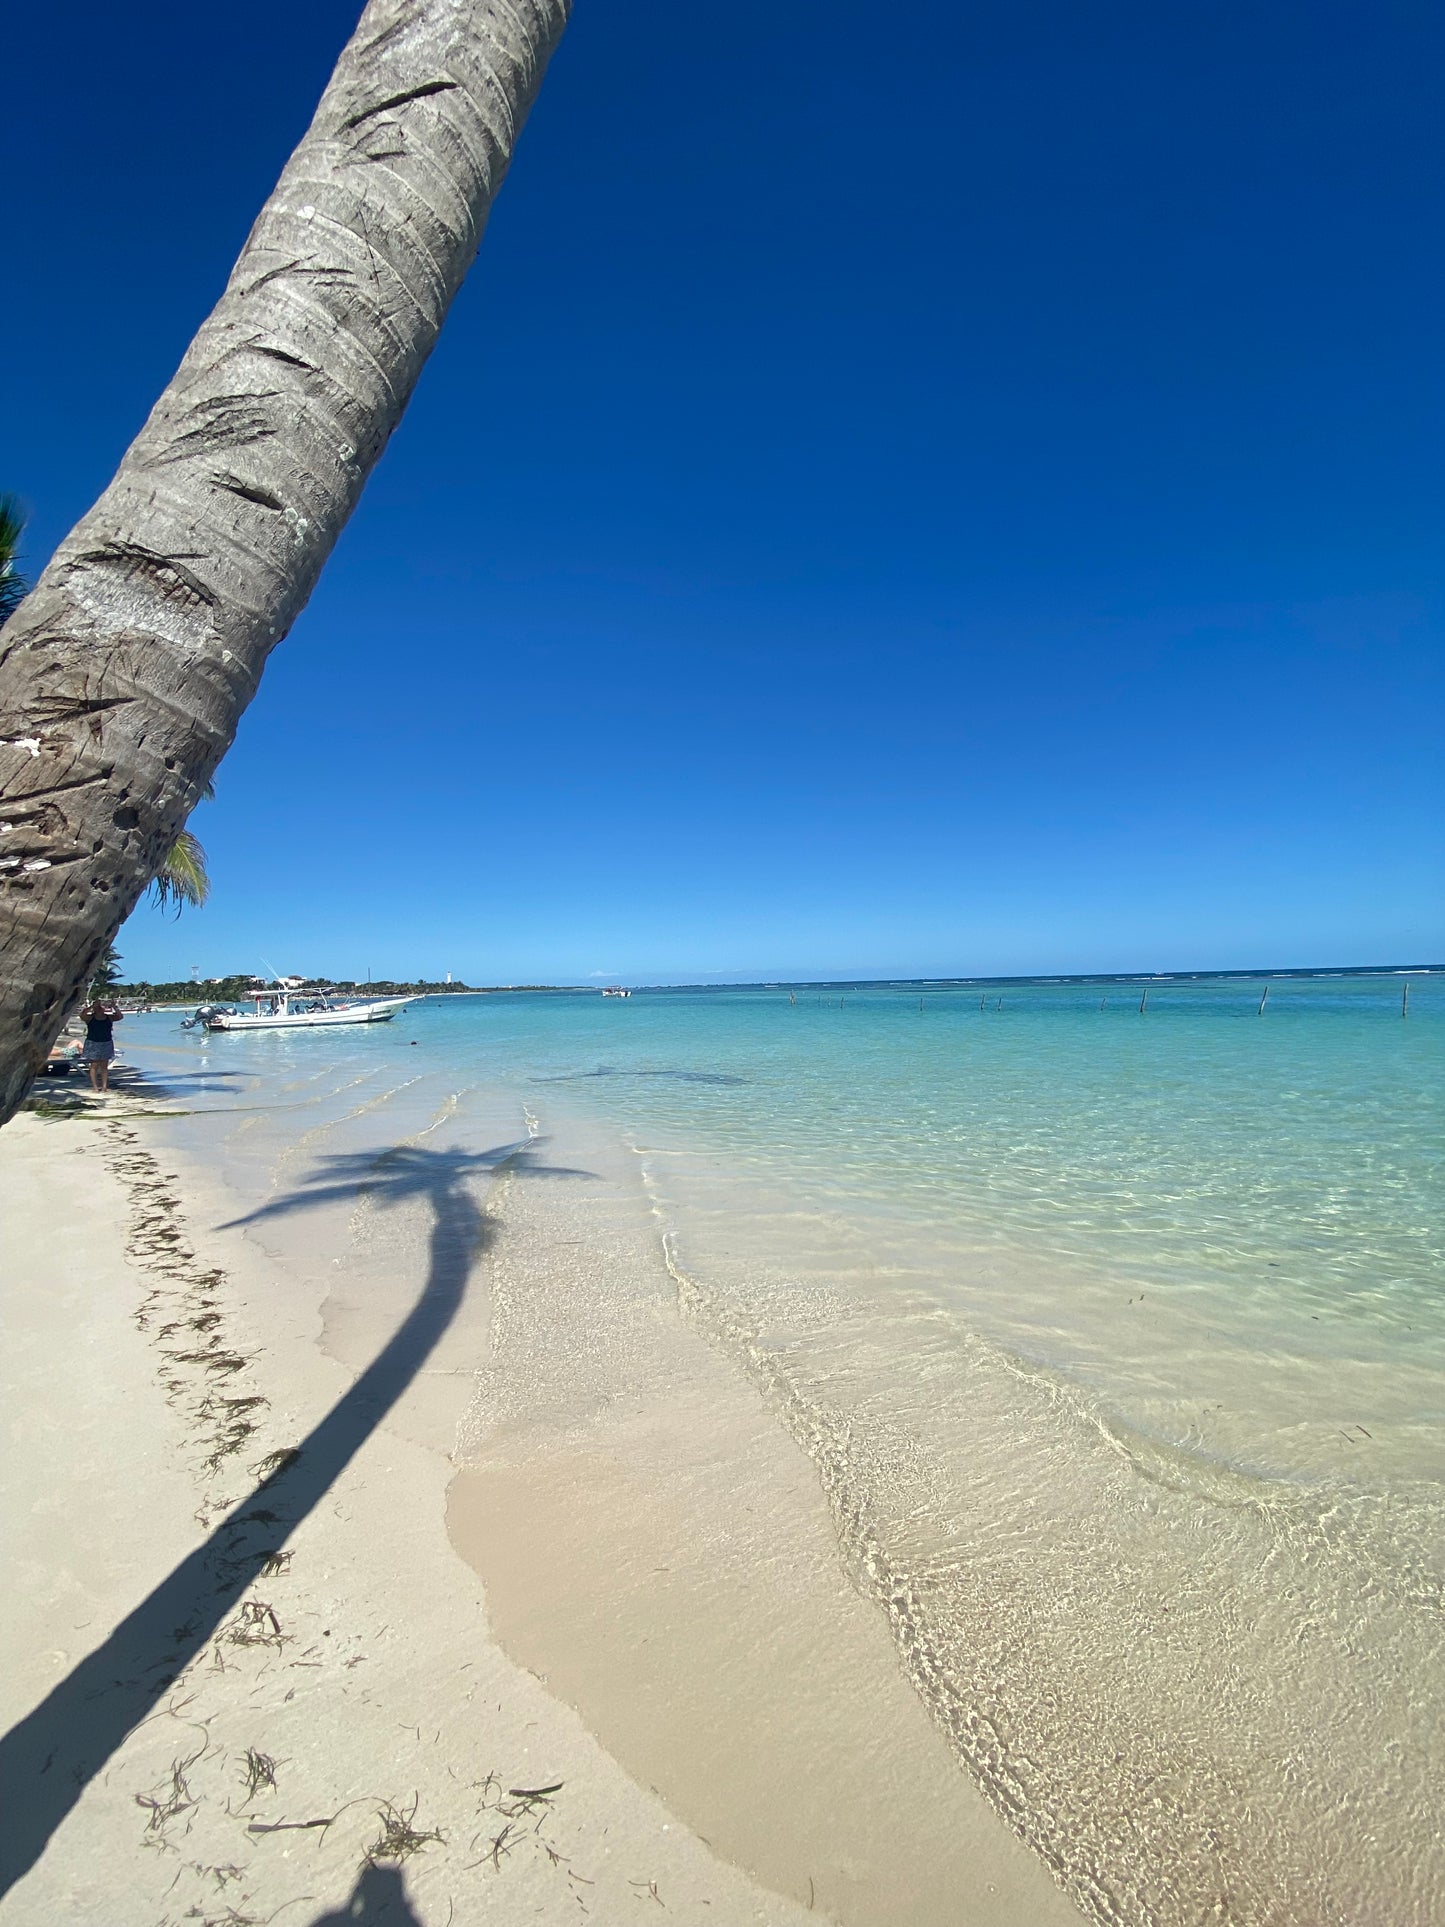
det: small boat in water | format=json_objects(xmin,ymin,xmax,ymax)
[
  {"xmin": 187, "ymin": 987, "xmax": 418, "ymax": 1032},
  {"xmin": 600, "ymin": 986, "xmax": 632, "ymax": 998}
]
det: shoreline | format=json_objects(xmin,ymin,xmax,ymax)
[
  {"xmin": 1, "ymin": 1061, "xmax": 1079, "ymax": 1925},
  {"xmin": 446, "ymin": 1103, "xmax": 1080, "ymax": 1924},
  {"xmin": 10, "ymin": 992, "xmax": 1438, "ymax": 1926}
]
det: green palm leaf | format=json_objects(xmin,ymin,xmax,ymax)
[
  {"xmin": 150, "ymin": 829, "xmax": 211, "ymax": 914},
  {"xmin": 0, "ymin": 492, "xmax": 29, "ymax": 623}
]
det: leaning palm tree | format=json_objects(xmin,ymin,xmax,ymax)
[
  {"xmin": 0, "ymin": 0, "xmax": 571, "ymax": 1123},
  {"xmin": 6, "ymin": 493, "xmax": 212, "ymax": 917}
]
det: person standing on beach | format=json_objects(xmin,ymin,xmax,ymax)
[{"xmin": 79, "ymin": 998, "xmax": 123, "ymax": 1093}]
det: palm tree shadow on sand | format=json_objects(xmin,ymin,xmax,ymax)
[{"xmin": 0, "ymin": 1137, "xmax": 594, "ymax": 1901}]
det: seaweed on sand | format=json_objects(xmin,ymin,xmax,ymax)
[
  {"xmin": 239, "ymin": 1747, "xmax": 278, "ymax": 1803},
  {"xmin": 135, "ymin": 1744, "xmax": 207, "ymax": 1834},
  {"xmin": 365, "ymin": 1796, "xmax": 444, "ymax": 1865},
  {"xmin": 223, "ymin": 1600, "xmax": 285, "ymax": 1650}
]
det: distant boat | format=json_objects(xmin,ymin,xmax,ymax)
[
  {"xmin": 187, "ymin": 986, "xmax": 418, "ymax": 1032},
  {"xmin": 600, "ymin": 986, "xmax": 632, "ymax": 999}
]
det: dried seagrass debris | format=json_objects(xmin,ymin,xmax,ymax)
[
  {"xmin": 239, "ymin": 1747, "xmax": 279, "ymax": 1803},
  {"xmin": 365, "ymin": 1796, "xmax": 444, "ymax": 1865}
]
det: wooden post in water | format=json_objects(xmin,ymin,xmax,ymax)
[
  {"xmin": 1139, "ymin": 988, "xmax": 1148, "ymax": 1014},
  {"xmin": 979, "ymin": 995, "xmax": 985, "ymax": 1011},
  {"xmin": 1099, "ymin": 997, "xmax": 1106, "ymax": 1011},
  {"xmin": 1258, "ymin": 984, "xmax": 1269, "ymax": 1016},
  {"xmin": 996, "ymin": 996, "xmax": 1002, "ymax": 1011},
  {"xmin": 1403, "ymin": 981, "xmax": 1410, "ymax": 1019}
]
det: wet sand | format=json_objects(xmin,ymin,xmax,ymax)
[
  {"xmin": 0, "ymin": 1068, "xmax": 1081, "ymax": 1926},
  {"xmin": 448, "ymin": 1111, "xmax": 1081, "ymax": 1924}
]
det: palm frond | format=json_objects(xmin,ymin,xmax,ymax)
[
  {"xmin": 89, "ymin": 943, "xmax": 124, "ymax": 995},
  {"xmin": 0, "ymin": 492, "xmax": 29, "ymax": 623},
  {"xmin": 150, "ymin": 829, "xmax": 211, "ymax": 915}
]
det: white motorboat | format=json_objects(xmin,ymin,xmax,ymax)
[{"xmin": 190, "ymin": 987, "xmax": 418, "ymax": 1032}]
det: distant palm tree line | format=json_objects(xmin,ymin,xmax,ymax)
[{"xmin": 108, "ymin": 973, "xmax": 480, "ymax": 1001}]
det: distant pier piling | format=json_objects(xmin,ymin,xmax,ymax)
[
  {"xmin": 1139, "ymin": 989, "xmax": 1148, "ymax": 1014},
  {"xmin": 1403, "ymin": 981, "xmax": 1410, "ymax": 1018},
  {"xmin": 1258, "ymin": 985, "xmax": 1269, "ymax": 1016}
]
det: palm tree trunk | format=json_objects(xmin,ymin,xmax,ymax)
[{"xmin": 0, "ymin": 0, "xmax": 569, "ymax": 1123}]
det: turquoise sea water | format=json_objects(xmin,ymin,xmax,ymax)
[
  {"xmin": 124, "ymin": 973, "xmax": 1444, "ymax": 1924},
  {"xmin": 449, "ymin": 975, "xmax": 1445, "ymax": 1456}
]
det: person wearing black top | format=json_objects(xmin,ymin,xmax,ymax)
[{"xmin": 79, "ymin": 999, "xmax": 124, "ymax": 1093}]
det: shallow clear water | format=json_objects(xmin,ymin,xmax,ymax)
[
  {"xmin": 124, "ymin": 973, "xmax": 1445, "ymax": 1924},
  {"xmin": 472, "ymin": 976, "xmax": 1444, "ymax": 1471}
]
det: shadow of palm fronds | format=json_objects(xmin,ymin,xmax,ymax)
[
  {"xmin": 0, "ymin": 1135, "xmax": 594, "ymax": 1899},
  {"xmin": 219, "ymin": 1138, "xmax": 595, "ymax": 1233}
]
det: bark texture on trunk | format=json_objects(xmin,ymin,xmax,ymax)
[{"xmin": 0, "ymin": 0, "xmax": 570, "ymax": 1123}]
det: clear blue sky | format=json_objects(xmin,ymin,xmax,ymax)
[{"xmin": 5, "ymin": 1, "xmax": 1441, "ymax": 983}]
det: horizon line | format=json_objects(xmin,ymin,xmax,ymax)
[{"xmin": 119, "ymin": 961, "xmax": 1443, "ymax": 994}]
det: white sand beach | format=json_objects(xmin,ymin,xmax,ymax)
[{"xmin": 0, "ymin": 1066, "xmax": 1083, "ymax": 1926}]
